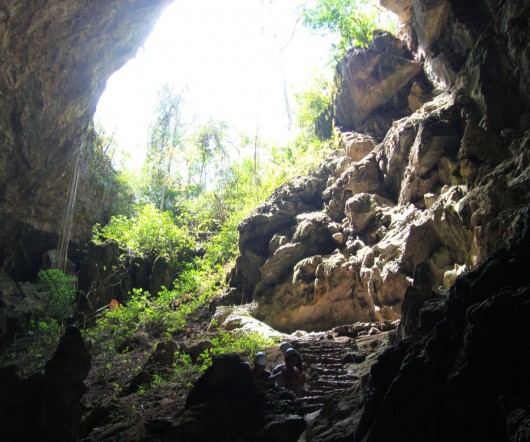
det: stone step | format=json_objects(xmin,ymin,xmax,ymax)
[
  {"xmin": 305, "ymin": 384, "xmax": 345, "ymax": 394},
  {"xmin": 302, "ymin": 355, "xmax": 345, "ymax": 364},
  {"xmin": 284, "ymin": 334, "xmax": 385, "ymax": 415},
  {"xmin": 313, "ymin": 379, "xmax": 352, "ymax": 389},
  {"xmin": 309, "ymin": 366, "xmax": 350, "ymax": 375},
  {"xmin": 315, "ymin": 373, "xmax": 358, "ymax": 383},
  {"xmin": 295, "ymin": 344, "xmax": 355, "ymax": 352},
  {"xmin": 299, "ymin": 346, "xmax": 348, "ymax": 354},
  {"xmin": 307, "ymin": 363, "xmax": 345, "ymax": 372}
]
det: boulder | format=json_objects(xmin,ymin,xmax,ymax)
[
  {"xmin": 146, "ymin": 354, "xmax": 306, "ymax": 442},
  {"xmin": 0, "ymin": 326, "xmax": 91, "ymax": 442},
  {"xmin": 334, "ymin": 48, "xmax": 422, "ymax": 130}
]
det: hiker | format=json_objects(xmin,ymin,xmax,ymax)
[
  {"xmin": 251, "ymin": 352, "xmax": 271, "ymax": 381},
  {"xmin": 273, "ymin": 341, "xmax": 303, "ymax": 374},
  {"xmin": 269, "ymin": 348, "xmax": 305, "ymax": 396}
]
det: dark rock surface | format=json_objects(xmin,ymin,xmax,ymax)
[
  {"xmin": 351, "ymin": 206, "xmax": 530, "ymax": 442},
  {"xmin": 0, "ymin": 326, "xmax": 91, "ymax": 441},
  {"xmin": 146, "ymin": 354, "xmax": 307, "ymax": 442},
  {"xmin": 0, "ymin": 0, "xmax": 172, "ymax": 278}
]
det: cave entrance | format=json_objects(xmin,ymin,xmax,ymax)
[{"xmin": 95, "ymin": 0, "xmax": 332, "ymax": 172}]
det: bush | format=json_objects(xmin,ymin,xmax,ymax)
[
  {"xmin": 197, "ymin": 330, "xmax": 278, "ymax": 371},
  {"xmin": 25, "ymin": 269, "xmax": 77, "ymax": 325},
  {"xmin": 92, "ymin": 204, "xmax": 195, "ymax": 263}
]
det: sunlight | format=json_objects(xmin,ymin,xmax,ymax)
[{"xmin": 95, "ymin": 0, "xmax": 333, "ymax": 170}]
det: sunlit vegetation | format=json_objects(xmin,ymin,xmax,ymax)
[
  {"xmin": 196, "ymin": 328, "xmax": 279, "ymax": 371},
  {"xmin": 85, "ymin": 121, "xmax": 135, "ymax": 217},
  {"xmin": 1, "ymin": 269, "xmax": 77, "ymax": 373},
  {"xmin": 92, "ymin": 204, "xmax": 194, "ymax": 263},
  {"xmin": 6, "ymin": 2, "xmax": 400, "ymax": 377},
  {"xmin": 301, "ymin": 0, "xmax": 399, "ymax": 60},
  {"xmin": 79, "ymin": 73, "xmax": 338, "ymax": 373}
]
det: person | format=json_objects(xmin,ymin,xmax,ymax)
[
  {"xmin": 279, "ymin": 341, "xmax": 291, "ymax": 354},
  {"xmin": 273, "ymin": 342, "xmax": 303, "ymax": 375},
  {"xmin": 269, "ymin": 348, "xmax": 305, "ymax": 396},
  {"xmin": 251, "ymin": 352, "xmax": 271, "ymax": 381}
]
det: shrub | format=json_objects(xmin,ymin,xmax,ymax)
[
  {"xmin": 197, "ymin": 330, "xmax": 278, "ymax": 371},
  {"xmin": 25, "ymin": 268, "xmax": 77, "ymax": 325},
  {"xmin": 92, "ymin": 204, "xmax": 195, "ymax": 264}
]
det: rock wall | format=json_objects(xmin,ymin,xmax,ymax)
[
  {"xmin": 0, "ymin": 326, "xmax": 91, "ymax": 441},
  {"xmin": 0, "ymin": 0, "xmax": 172, "ymax": 279},
  {"xmin": 227, "ymin": 0, "xmax": 530, "ymax": 333},
  {"xmin": 305, "ymin": 204, "xmax": 530, "ymax": 442}
]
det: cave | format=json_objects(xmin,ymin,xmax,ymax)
[{"xmin": 0, "ymin": 0, "xmax": 529, "ymax": 441}]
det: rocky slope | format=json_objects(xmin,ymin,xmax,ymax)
[{"xmin": 226, "ymin": 0, "xmax": 530, "ymax": 334}]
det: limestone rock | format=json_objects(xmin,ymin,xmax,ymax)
[
  {"xmin": 0, "ymin": 274, "xmax": 23, "ymax": 341},
  {"xmin": 77, "ymin": 240, "xmax": 126, "ymax": 312},
  {"xmin": 150, "ymin": 255, "xmax": 177, "ymax": 296},
  {"xmin": 353, "ymin": 207, "xmax": 530, "ymax": 442},
  {"xmin": 0, "ymin": 0, "xmax": 172, "ymax": 278},
  {"xmin": 340, "ymin": 131, "xmax": 377, "ymax": 162},
  {"xmin": 210, "ymin": 305, "xmax": 284, "ymax": 339},
  {"xmin": 344, "ymin": 193, "xmax": 394, "ymax": 232},
  {"xmin": 334, "ymin": 47, "xmax": 422, "ymax": 131}
]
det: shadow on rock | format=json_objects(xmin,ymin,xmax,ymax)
[
  {"xmin": 146, "ymin": 354, "xmax": 306, "ymax": 442},
  {"xmin": 0, "ymin": 326, "xmax": 91, "ymax": 442}
]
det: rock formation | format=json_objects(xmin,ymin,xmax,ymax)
[
  {"xmin": 226, "ymin": 1, "xmax": 530, "ymax": 334},
  {"xmin": 0, "ymin": 0, "xmax": 528, "ymax": 440},
  {"xmin": 0, "ymin": 326, "xmax": 91, "ymax": 441},
  {"xmin": 0, "ymin": 0, "xmax": 172, "ymax": 280},
  {"xmin": 145, "ymin": 354, "xmax": 307, "ymax": 442},
  {"xmin": 322, "ymin": 206, "xmax": 530, "ymax": 442}
]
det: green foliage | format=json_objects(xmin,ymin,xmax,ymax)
[
  {"xmin": 143, "ymin": 84, "xmax": 187, "ymax": 211},
  {"xmin": 301, "ymin": 0, "xmax": 398, "ymax": 60},
  {"xmin": 187, "ymin": 119, "xmax": 230, "ymax": 196},
  {"xmin": 295, "ymin": 71, "xmax": 335, "ymax": 140},
  {"xmin": 197, "ymin": 330, "xmax": 278, "ymax": 371},
  {"xmin": 88, "ymin": 121, "xmax": 134, "ymax": 217},
  {"xmin": 1, "ymin": 269, "xmax": 77, "ymax": 374},
  {"xmin": 26, "ymin": 269, "xmax": 77, "ymax": 324},
  {"xmin": 91, "ymin": 288, "xmax": 188, "ymax": 349},
  {"xmin": 91, "ymin": 249, "xmax": 226, "ymax": 351},
  {"xmin": 92, "ymin": 204, "xmax": 195, "ymax": 262}
]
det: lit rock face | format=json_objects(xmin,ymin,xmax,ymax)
[
  {"xmin": 334, "ymin": 35, "xmax": 423, "ymax": 135},
  {"xmin": 228, "ymin": 0, "xmax": 530, "ymax": 333},
  {"xmin": 0, "ymin": 0, "xmax": 171, "ymax": 278}
]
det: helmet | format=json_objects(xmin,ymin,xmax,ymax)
[
  {"xmin": 279, "ymin": 341, "xmax": 291, "ymax": 353},
  {"xmin": 284, "ymin": 348, "xmax": 299, "ymax": 360},
  {"xmin": 254, "ymin": 352, "xmax": 268, "ymax": 366}
]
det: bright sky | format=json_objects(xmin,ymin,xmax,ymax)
[{"xmin": 95, "ymin": 0, "xmax": 333, "ymax": 169}]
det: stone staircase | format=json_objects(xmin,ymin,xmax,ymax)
[{"xmin": 290, "ymin": 333, "xmax": 390, "ymax": 414}]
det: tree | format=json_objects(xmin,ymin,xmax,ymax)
[
  {"xmin": 144, "ymin": 84, "xmax": 186, "ymax": 211},
  {"xmin": 301, "ymin": 0, "xmax": 396, "ymax": 60},
  {"xmin": 189, "ymin": 119, "xmax": 229, "ymax": 194},
  {"xmin": 295, "ymin": 71, "xmax": 334, "ymax": 140}
]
